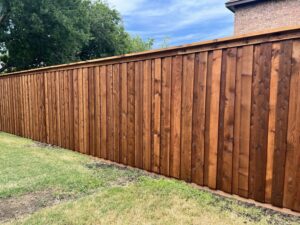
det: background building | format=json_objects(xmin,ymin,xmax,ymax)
[{"xmin": 226, "ymin": 0, "xmax": 300, "ymax": 34}]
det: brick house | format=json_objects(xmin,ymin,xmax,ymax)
[{"xmin": 226, "ymin": 0, "xmax": 300, "ymax": 35}]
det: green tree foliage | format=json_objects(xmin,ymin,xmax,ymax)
[
  {"xmin": 79, "ymin": 2, "xmax": 153, "ymax": 60},
  {"xmin": 0, "ymin": 0, "xmax": 153, "ymax": 73}
]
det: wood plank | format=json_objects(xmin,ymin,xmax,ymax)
[
  {"xmin": 73, "ymin": 69, "xmax": 80, "ymax": 152},
  {"xmin": 207, "ymin": 50, "xmax": 222, "ymax": 189},
  {"xmin": 217, "ymin": 50, "xmax": 227, "ymax": 190},
  {"xmin": 113, "ymin": 64, "xmax": 120, "ymax": 162},
  {"xmin": 283, "ymin": 40, "xmax": 300, "ymax": 211},
  {"xmin": 120, "ymin": 63, "xmax": 128, "ymax": 164},
  {"xmin": 100, "ymin": 66, "xmax": 108, "ymax": 159},
  {"xmin": 55, "ymin": 71, "xmax": 62, "ymax": 147},
  {"xmin": 51, "ymin": 73, "xmax": 58, "ymax": 145},
  {"xmin": 180, "ymin": 54, "xmax": 195, "ymax": 182},
  {"xmin": 191, "ymin": 52, "xmax": 207, "ymax": 185},
  {"xmin": 83, "ymin": 68, "xmax": 89, "ymax": 154},
  {"xmin": 152, "ymin": 58, "xmax": 162, "ymax": 173},
  {"xmin": 127, "ymin": 62, "xmax": 135, "ymax": 167},
  {"xmin": 60, "ymin": 71, "xmax": 66, "ymax": 148},
  {"xmin": 44, "ymin": 73, "xmax": 50, "ymax": 143},
  {"xmin": 41, "ymin": 74, "xmax": 47, "ymax": 142},
  {"xmin": 232, "ymin": 48, "xmax": 242, "ymax": 195},
  {"xmin": 64, "ymin": 70, "xmax": 70, "ymax": 149},
  {"xmin": 161, "ymin": 57, "xmax": 172, "ymax": 176},
  {"xmin": 220, "ymin": 48, "xmax": 237, "ymax": 193},
  {"xmin": 223, "ymin": 48, "xmax": 237, "ymax": 193},
  {"xmin": 265, "ymin": 43, "xmax": 280, "ymax": 203},
  {"xmin": 249, "ymin": 43, "xmax": 272, "ymax": 202},
  {"xmin": 271, "ymin": 41, "xmax": 293, "ymax": 207},
  {"xmin": 94, "ymin": 66, "xmax": 101, "ymax": 157},
  {"xmin": 68, "ymin": 70, "xmax": 75, "ymax": 151},
  {"xmin": 143, "ymin": 60, "xmax": 152, "ymax": 171},
  {"xmin": 78, "ymin": 68, "xmax": 85, "ymax": 153},
  {"xmin": 88, "ymin": 67, "xmax": 96, "ymax": 156},
  {"xmin": 31, "ymin": 75, "xmax": 37, "ymax": 140},
  {"xmin": 238, "ymin": 45, "xmax": 253, "ymax": 198},
  {"xmin": 204, "ymin": 52, "xmax": 214, "ymax": 186},
  {"xmin": 135, "ymin": 61, "xmax": 143, "ymax": 169},
  {"xmin": 170, "ymin": 55, "xmax": 183, "ymax": 179},
  {"xmin": 106, "ymin": 65, "xmax": 114, "ymax": 160},
  {"xmin": 25, "ymin": 75, "xmax": 30, "ymax": 138}
]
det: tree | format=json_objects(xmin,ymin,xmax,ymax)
[
  {"xmin": 0, "ymin": 0, "xmax": 91, "ymax": 72},
  {"xmin": 78, "ymin": 2, "xmax": 153, "ymax": 61},
  {"xmin": 0, "ymin": 0, "xmax": 153, "ymax": 73}
]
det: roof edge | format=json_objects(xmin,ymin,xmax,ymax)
[{"xmin": 226, "ymin": 0, "xmax": 262, "ymax": 12}]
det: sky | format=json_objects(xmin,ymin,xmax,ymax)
[{"xmin": 105, "ymin": 0, "xmax": 234, "ymax": 48}]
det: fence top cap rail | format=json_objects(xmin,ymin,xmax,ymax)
[{"xmin": 2, "ymin": 25, "xmax": 300, "ymax": 77}]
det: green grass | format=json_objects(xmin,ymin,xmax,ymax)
[{"xmin": 0, "ymin": 132, "xmax": 299, "ymax": 225}]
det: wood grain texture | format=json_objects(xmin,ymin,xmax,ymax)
[
  {"xmin": 180, "ymin": 54, "xmax": 195, "ymax": 182},
  {"xmin": 120, "ymin": 63, "xmax": 128, "ymax": 164},
  {"xmin": 170, "ymin": 55, "xmax": 183, "ymax": 179},
  {"xmin": 100, "ymin": 66, "xmax": 107, "ymax": 159},
  {"xmin": 271, "ymin": 41, "xmax": 293, "ymax": 207},
  {"xmin": 127, "ymin": 62, "xmax": 135, "ymax": 167},
  {"xmin": 265, "ymin": 43, "xmax": 280, "ymax": 203},
  {"xmin": 191, "ymin": 52, "xmax": 207, "ymax": 185},
  {"xmin": 284, "ymin": 40, "xmax": 300, "ymax": 211},
  {"xmin": 161, "ymin": 57, "xmax": 172, "ymax": 176},
  {"xmin": 143, "ymin": 60, "xmax": 152, "ymax": 171},
  {"xmin": 113, "ymin": 64, "xmax": 120, "ymax": 163},
  {"xmin": 249, "ymin": 43, "xmax": 272, "ymax": 203},
  {"xmin": 207, "ymin": 50, "xmax": 222, "ymax": 189},
  {"xmin": 219, "ymin": 48, "xmax": 237, "ymax": 194},
  {"xmin": 135, "ymin": 61, "xmax": 143, "ymax": 169},
  {"xmin": 238, "ymin": 45, "xmax": 253, "ymax": 198},
  {"xmin": 152, "ymin": 58, "xmax": 162, "ymax": 173}
]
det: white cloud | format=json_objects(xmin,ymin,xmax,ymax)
[{"xmin": 104, "ymin": 0, "xmax": 234, "ymax": 46}]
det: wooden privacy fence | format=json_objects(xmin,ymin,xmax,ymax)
[{"xmin": 1, "ymin": 27, "xmax": 300, "ymax": 212}]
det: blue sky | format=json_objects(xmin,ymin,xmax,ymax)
[{"xmin": 105, "ymin": 0, "xmax": 234, "ymax": 48}]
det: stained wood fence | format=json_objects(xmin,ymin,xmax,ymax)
[{"xmin": 1, "ymin": 27, "xmax": 300, "ymax": 212}]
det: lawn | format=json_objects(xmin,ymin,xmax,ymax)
[{"xmin": 0, "ymin": 132, "xmax": 299, "ymax": 225}]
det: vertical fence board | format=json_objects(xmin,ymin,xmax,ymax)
[
  {"xmin": 152, "ymin": 58, "xmax": 162, "ymax": 173},
  {"xmin": 127, "ymin": 62, "xmax": 135, "ymax": 167},
  {"xmin": 113, "ymin": 64, "xmax": 120, "ymax": 162},
  {"xmin": 88, "ymin": 68, "xmax": 96, "ymax": 156},
  {"xmin": 191, "ymin": 52, "xmax": 207, "ymax": 185},
  {"xmin": 271, "ymin": 41, "xmax": 293, "ymax": 207},
  {"xmin": 120, "ymin": 63, "xmax": 128, "ymax": 165},
  {"xmin": 143, "ymin": 60, "xmax": 152, "ymax": 171},
  {"xmin": 161, "ymin": 57, "xmax": 172, "ymax": 176},
  {"xmin": 284, "ymin": 40, "xmax": 300, "ymax": 211},
  {"xmin": 135, "ymin": 62, "xmax": 143, "ymax": 169},
  {"xmin": 94, "ymin": 67, "xmax": 101, "ymax": 157},
  {"xmin": 249, "ymin": 43, "xmax": 272, "ymax": 202},
  {"xmin": 180, "ymin": 54, "xmax": 195, "ymax": 182},
  {"xmin": 73, "ymin": 69, "xmax": 79, "ymax": 152},
  {"xmin": 207, "ymin": 50, "xmax": 222, "ymax": 189},
  {"xmin": 170, "ymin": 55, "xmax": 183, "ymax": 179},
  {"xmin": 100, "ymin": 66, "xmax": 107, "ymax": 159}
]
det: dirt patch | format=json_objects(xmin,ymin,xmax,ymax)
[
  {"xmin": 208, "ymin": 194, "xmax": 300, "ymax": 225},
  {"xmin": 0, "ymin": 190, "xmax": 63, "ymax": 223},
  {"xmin": 23, "ymin": 141, "xmax": 59, "ymax": 149},
  {"xmin": 86, "ymin": 161, "xmax": 160, "ymax": 187}
]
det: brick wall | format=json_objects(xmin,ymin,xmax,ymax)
[{"xmin": 234, "ymin": 0, "xmax": 300, "ymax": 35}]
